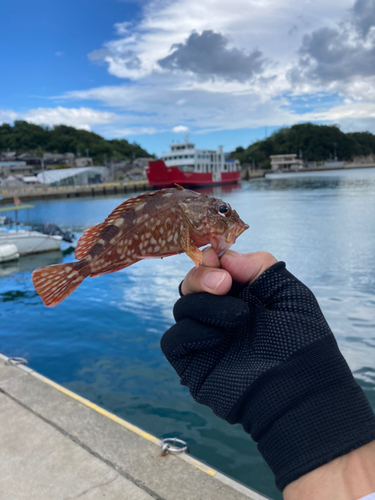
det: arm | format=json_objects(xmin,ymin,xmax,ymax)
[{"xmin": 162, "ymin": 248, "xmax": 375, "ymax": 499}]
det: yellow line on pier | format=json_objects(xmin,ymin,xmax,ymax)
[{"xmin": 31, "ymin": 370, "xmax": 216, "ymax": 477}]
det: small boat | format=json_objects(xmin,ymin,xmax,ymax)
[
  {"xmin": 0, "ymin": 204, "xmax": 63, "ymax": 256},
  {"xmin": 146, "ymin": 138, "xmax": 241, "ymax": 188},
  {"xmin": 0, "ymin": 243, "xmax": 19, "ymax": 263}
]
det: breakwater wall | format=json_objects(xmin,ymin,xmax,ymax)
[{"xmin": 0, "ymin": 180, "xmax": 151, "ymax": 204}]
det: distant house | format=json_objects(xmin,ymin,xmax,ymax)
[
  {"xmin": 125, "ymin": 167, "xmax": 146, "ymax": 180},
  {"xmin": 17, "ymin": 153, "xmax": 42, "ymax": 165},
  {"xmin": 269, "ymin": 154, "xmax": 304, "ymax": 171},
  {"xmin": 0, "ymin": 161, "xmax": 33, "ymax": 178},
  {"xmin": 42, "ymin": 152, "xmax": 75, "ymax": 167},
  {"xmin": 0, "ymin": 152, "xmax": 16, "ymax": 161},
  {"xmin": 133, "ymin": 158, "xmax": 151, "ymax": 169},
  {"xmin": 75, "ymin": 157, "xmax": 93, "ymax": 168}
]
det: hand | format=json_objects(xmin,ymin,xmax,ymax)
[
  {"xmin": 161, "ymin": 249, "xmax": 375, "ymax": 492},
  {"xmin": 180, "ymin": 248, "xmax": 277, "ymax": 295}
]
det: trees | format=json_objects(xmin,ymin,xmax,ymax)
[
  {"xmin": 0, "ymin": 122, "xmax": 153, "ymax": 163},
  {"xmin": 231, "ymin": 123, "xmax": 375, "ymax": 168}
]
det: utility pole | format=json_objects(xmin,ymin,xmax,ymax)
[{"xmin": 41, "ymin": 157, "xmax": 46, "ymax": 190}]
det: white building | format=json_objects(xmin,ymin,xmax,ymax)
[
  {"xmin": 36, "ymin": 167, "xmax": 109, "ymax": 186},
  {"xmin": 270, "ymin": 154, "xmax": 304, "ymax": 171}
]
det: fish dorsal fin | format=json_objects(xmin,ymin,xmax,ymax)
[
  {"xmin": 75, "ymin": 222, "xmax": 106, "ymax": 260},
  {"xmin": 102, "ymin": 191, "xmax": 159, "ymax": 223},
  {"xmin": 75, "ymin": 190, "xmax": 167, "ymax": 260}
]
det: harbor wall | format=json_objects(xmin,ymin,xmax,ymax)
[{"xmin": 0, "ymin": 353, "xmax": 270, "ymax": 500}]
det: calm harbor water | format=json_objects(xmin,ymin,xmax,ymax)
[{"xmin": 1, "ymin": 168, "xmax": 375, "ymax": 500}]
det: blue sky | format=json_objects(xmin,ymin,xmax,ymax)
[{"xmin": 2, "ymin": 0, "xmax": 375, "ymax": 156}]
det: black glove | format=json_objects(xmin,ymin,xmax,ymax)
[{"xmin": 161, "ymin": 262, "xmax": 375, "ymax": 491}]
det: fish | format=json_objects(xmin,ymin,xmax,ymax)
[{"xmin": 32, "ymin": 186, "xmax": 249, "ymax": 307}]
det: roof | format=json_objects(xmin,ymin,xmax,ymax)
[
  {"xmin": 23, "ymin": 176, "xmax": 39, "ymax": 182},
  {"xmin": 36, "ymin": 167, "xmax": 108, "ymax": 184}
]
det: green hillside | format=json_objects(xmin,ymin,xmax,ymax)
[
  {"xmin": 232, "ymin": 123, "xmax": 375, "ymax": 168},
  {"xmin": 0, "ymin": 121, "xmax": 153, "ymax": 163}
]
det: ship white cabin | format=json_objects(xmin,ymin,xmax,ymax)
[{"xmin": 161, "ymin": 139, "xmax": 240, "ymax": 179}]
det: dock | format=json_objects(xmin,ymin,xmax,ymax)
[
  {"xmin": 0, "ymin": 181, "xmax": 151, "ymax": 204},
  {"xmin": 0, "ymin": 353, "xmax": 270, "ymax": 500}
]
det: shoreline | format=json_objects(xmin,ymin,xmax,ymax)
[{"xmin": 0, "ymin": 164, "xmax": 374, "ymax": 204}]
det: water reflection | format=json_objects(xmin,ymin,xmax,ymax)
[{"xmin": 1, "ymin": 171, "xmax": 375, "ymax": 500}]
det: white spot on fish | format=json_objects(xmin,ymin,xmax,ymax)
[
  {"xmin": 68, "ymin": 271, "xmax": 79, "ymax": 279},
  {"xmin": 114, "ymin": 218, "xmax": 124, "ymax": 227},
  {"xmin": 65, "ymin": 267, "xmax": 71, "ymax": 272},
  {"xmin": 150, "ymin": 237, "xmax": 157, "ymax": 245},
  {"xmin": 135, "ymin": 202, "xmax": 146, "ymax": 211},
  {"xmin": 167, "ymin": 234, "xmax": 173, "ymax": 242},
  {"xmin": 98, "ymin": 239, "xmax": 105, "ymax": 245},
  {"xmin": 154, "ymin": 245, "xmax": 160, "ymax": 252}
]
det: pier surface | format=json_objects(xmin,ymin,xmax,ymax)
[{"xmin": 0, "ymin": 354, "xmax": 270, "ymax": 500}]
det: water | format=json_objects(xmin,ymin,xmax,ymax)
[{"xmin": 1, "ymin": 168, "xmax": 375, "ymax": 500}]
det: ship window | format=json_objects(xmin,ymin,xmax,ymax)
[
  {"xmin": 224, "ymin": 165, "xmax": 227, "ymax": 170},
  {"xmin": 179, "ymin": 165, "xmax": 194, "ymax": 172}
]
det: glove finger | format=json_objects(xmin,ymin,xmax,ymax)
[
  {"xmin": 173, "ymin": 293, "xmax": 250, "ymax": 328},
  {"xmin": 160, "ymin": 317, "xmax": 227, "ymax": 382}
]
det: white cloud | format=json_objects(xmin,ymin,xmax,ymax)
[
  {"xmin": 12, "ymin": 0, "xmax": 375, "ymax": 142},
  {"xmin": 0, "ymin": 107, "xmax": 117, "ymax": 131},
  {"xmin": 172, "ymin": 125, "xmax": 189, "ymax": 133}
]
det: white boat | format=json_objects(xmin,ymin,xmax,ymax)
[
  {"xmin": 0, "ymin": 203, "xmax": 63, "ymax": 256},
  {"xmin": 0, "ymin": 243, "xmax": 19, "ymax": 263},
  {"xmin": 0, "ymin": 230, "xmax": 62, "ymax": 255}
]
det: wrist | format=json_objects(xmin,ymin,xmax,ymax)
[{"xmin": 284, "ymin": 440, "xmax": 375, "ymax": 500}]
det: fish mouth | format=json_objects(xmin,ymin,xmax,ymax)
[
  {"xmin": 225, "ymin": 221, "xmax": 249, "ymax": 244},
  {"xmin": 211, "ymin": 220, "xmax": 249, "ymax": 257}
]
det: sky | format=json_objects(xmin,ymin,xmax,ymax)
[{"xmin": 2, "ymin": 0, "xmax": 375, "ymax": 156}]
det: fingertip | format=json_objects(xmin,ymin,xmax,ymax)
[
  {"xmin": 220, "ymin": 251, "xmax": 278, "ymax": 285},
  {"xmin": 202, "ymin": 247, "xmax": 221, "ymax": 267}
]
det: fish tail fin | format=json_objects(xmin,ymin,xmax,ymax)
[{"xmin": 32, "ymin": 261, "xmax": 89, "ymax": 307}]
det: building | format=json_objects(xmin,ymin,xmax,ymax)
[
  {"xmin": 0, "ymin": 161, "xmax": 34, "ymax": 178},
  {"xmin": 75, "ymin": 157, "xmax": 93, "ymax": 168},
  {"xmin": 42, "ymin": 152, "xmax": 75, "ymax": 167},
  {"xmin": 269, "ymin": 154, "xmax": 304, "ymax": 171},
  {"xmin": 36, "ymin": 167, "xmax": 109, "ymax": 186}
]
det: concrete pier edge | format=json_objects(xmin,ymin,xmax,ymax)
[{"xmin": 0, "ymin": 352, "xmax": 270, "ymax": 500}]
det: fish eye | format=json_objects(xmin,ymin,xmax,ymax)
[{"xmin": 217, "ymin": 204, "xmax": 230, "ymax": 216}]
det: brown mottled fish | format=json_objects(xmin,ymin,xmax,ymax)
[{"xmin": 32, "ymin": 186, "xmax": 249, "ymax": 307}]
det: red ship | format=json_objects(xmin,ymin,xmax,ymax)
[{"xmin": 146, "ymin": 139, "xmax": 241, "ymax": 188}]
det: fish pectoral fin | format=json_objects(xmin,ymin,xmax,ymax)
[{"xmin": 183, "ymin": 230, "xmax": 203, "ymax": 267}]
